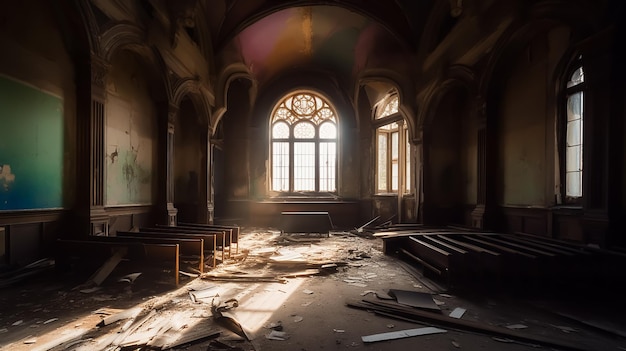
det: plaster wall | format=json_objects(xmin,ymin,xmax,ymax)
[
  {"xmin": 497, "ymin": 28, "xmax": 569, "ymax": 207},
  {"xmin": 498, "ymin": 36, "xmax": 547, "ymax": 206},
  {"xmin": 105, "ymin": 51, "xmax": 157, "ymax": 206}
]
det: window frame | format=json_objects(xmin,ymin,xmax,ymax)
[
  {"xmin": 560, "ymin": 56, "xmax": 585, "ymax": 205},
  {"xmin": 373, "ymin": 94, "xmax": 411, "ymax": 195},
  {"xmin": 269, "ymin": 91, "xmax": 339, "ymax": 196}
]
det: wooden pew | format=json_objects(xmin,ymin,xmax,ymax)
[
  {"xmin": 148, "ymin": 225, "xmax": 231, "ymax": 260},
  {"xmin": 87, "ymin": 235, "xmax": 206, "ymax": 272},
  {"xmin": 117, "ymin": 231, "xmax": 217, "ymax": 266},
  {"xmin": 158, "ymin": 225, "xmax": 233, "ymax": 257},
  {"xmin": 119, "ymin": 231, "xmax": 217, "ymax": 267},
  {"xmin": 56, "ymin": 239, "xmax": 180, "ymax": 285},
  {"xmin": 179, "ymin": 222, "xmax": 240, "ymax": 254}
]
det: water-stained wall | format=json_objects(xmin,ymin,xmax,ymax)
[{"xmin": 105, "ymin": 50, "xmax": 157, "ymax": 206}]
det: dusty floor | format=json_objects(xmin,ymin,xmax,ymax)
[{"xmin": 0, "ymin": 228, "xmax": 625, "ymax": 351}]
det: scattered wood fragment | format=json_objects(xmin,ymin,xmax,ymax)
[
  {"xmin": 96, "ymin": 307, "xmax": 143, "ymax": 327},
  {"xmin": 361, "ymin": 326, "xmax": 447, "ymax": 343},
  {"xmin": 279, "ymin": 269, "xmax": 320, "ymax": 278},
  {"xmin": 347, "ymin": 299, "xmax": 589, "ymax": 351},
  {"xmin": 201, "ymin": 273, "xmax": 287, "ymax": 283},
  {"xmin": 388, "ymin": 289, "xmax": 440, "ymax": 310},
  {"xmin": 161, "ymin": 329, "xmax": 221, "ymax": 349},
  {"xmin": 449, "ymin": 308, "xmax": 466, "ymax": 319},
  {"xmin": 30, "ymin": 329, "xmax": 88, "ymax": 351},
  {"xmin": 88, "ymin": 247, "xmax": 127, "ymax": 286}
]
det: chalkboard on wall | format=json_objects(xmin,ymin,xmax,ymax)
[{"xmin": 0, "ymin": 75, "xmax": 63, "ymax": 210}]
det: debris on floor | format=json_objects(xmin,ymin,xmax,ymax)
[
  {"xmin": 361, "ymin": 326, "xmax": 447, "ymax": 343},
  {"xmin": 449, "ymin": 307, "xmax": 467, "ymax": 319},
  {"xmin": 0, "ymin": 226, "xmax": 624, "ymax": 351}
]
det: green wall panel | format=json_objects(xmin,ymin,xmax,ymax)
[{"xmin": 0, "ymin": 75, "xmax": 63, "ymax": 210}]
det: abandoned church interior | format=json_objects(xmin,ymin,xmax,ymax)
[{"xmin": 1, "ymin": 0, "xmax": 626, "ymax": 350}]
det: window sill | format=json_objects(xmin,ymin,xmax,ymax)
[
  {"xmin": 262, "ymin": 195, "xmax": 353, "ymax": 203},
  {"xmin": 374, "ymin": 193, "xmax": 413, "ymax": 197},
  {"xmin": 551, "ymin": 205, "xmax": 583, "ymax": 213}
]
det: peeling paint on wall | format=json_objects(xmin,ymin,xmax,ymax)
[
  {"xmin": 105, "ymin": 95, "xmax": 154, "ymax": 205},
  {"xmin": 0, "ymin": 164, "xmax": 16, "ymax": 191}
]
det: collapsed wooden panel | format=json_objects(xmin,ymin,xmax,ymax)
[{"xmin": 380, "ymin": 228, "xmax": 617, "ymax": 288}]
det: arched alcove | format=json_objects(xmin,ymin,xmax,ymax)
[
  {"xmin": 173, "ymin": 97, "xmax": 205, "ymax": 222},
  {"xmin": 423, "ymin": 85, "xmax": 472, "ymax": 225}
]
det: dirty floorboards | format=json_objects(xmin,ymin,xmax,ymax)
[{"xmin": 0, "ymin": 228, "xmax": 625, "ymax": 351}]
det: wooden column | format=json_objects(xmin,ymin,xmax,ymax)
[
  {"xmin": 471, "ymin": 98, "xmax": 492, "ymax": 229},
  {"xmin": 76, "ymin": 55, "xmax": 110, "ymax": 237},
  {"xmin": 420, "ymin": 124, "xmax": 434, "ymax": 224},
  {"xmin": 165, "ymin": 104, "xmax": 178, "ymax": 226},
  {"xmin": 206, "ymin": 141, "xmax": 215, "ymax": 224}
]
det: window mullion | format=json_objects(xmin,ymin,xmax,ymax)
[
  {"xmin": 289, "ymin": 136, "xmax": 294, "ymax": 193},
  {"xmin": 387, "ymin": 130, "xmax": 392, "ymax": 192},
  {"xmin": 315, "ymin": 134, "xmax": 320, "ymax": 192}
]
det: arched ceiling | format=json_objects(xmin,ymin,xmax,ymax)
[{"xmin": 205, "ymin": 0, "xmax": 436, "ymax": 90}]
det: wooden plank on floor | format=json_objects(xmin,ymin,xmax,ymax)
[
  {"xmin": 435, "ymin": 235, "xmax": 501, "ymax": 256},
  {"xmin": 422, "ymin": 235, "xmax": 468, "ymax": 255},
  {"xmin": 475, "ymin": 234, "xmax": 556, "ymax": 257},
  {"xmin": 407, "ymin": 236, "xmax": 452, "ymax": 273},
  {"xmin": 88, "ymin": 248, "xmax": 127, "ymax": 286},
  {"xmin": 503, "ymin": 235, "xmax": 575, "ymax": 256},
  {"xmin": 513, "ymin": 233, "xmax": 592, "ymax": 255},
  {"xmin": 461, "ymin": 235, "xmax": 537, "ymax": 259}
]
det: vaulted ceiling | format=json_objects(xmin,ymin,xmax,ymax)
[{"xmin": 203, "ymin": 0, "xmax": 438, "ymax": 89}]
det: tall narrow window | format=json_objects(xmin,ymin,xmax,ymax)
[
  {"xmin": 374, "ymin": 94, "xmax": 411, "ymax": 194},
  {"xmin": 270, "ymin": 92, "xmax": 338, "ymax": 193},
  {"xmin": 564, "ymin": 62, "xmax": 584, "ymax": 201}
]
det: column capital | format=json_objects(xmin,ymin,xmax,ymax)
[
  {"xmin": 475, "ymin": 95, "xmax": 487, "ymax": 127},
  {"xmin": 90, "ymin": 55, "xmax": 110, "ymax": 90},
  {"xmin": 168, "ymin": 103, "xmax": 179, "ymax": 126}
]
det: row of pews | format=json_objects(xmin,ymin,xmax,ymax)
[{"xmin": 55, "ymin": 223, "xmax": 240, "ymax": 286}]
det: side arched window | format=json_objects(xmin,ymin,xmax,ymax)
[
  {"xmin": 563, "ymin": 59, "xmax": 584, "ymax": 202},
  {"xmin": 374, "ymin": 94, "xmax": 410, "ymax": 194}
]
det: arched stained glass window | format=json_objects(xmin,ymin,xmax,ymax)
[{"xmin": 270, "ymin": 91, "xmax": 338, "ymax": 193}]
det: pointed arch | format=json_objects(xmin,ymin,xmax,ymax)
[
  {"xmin": 100, "ymin": 23, "xmax": 146, "ymax": 62},
  {"xmin": 419, "ymin": 64, "xmax": 478, "ymax": 129},
  {"xmin": 213, "ymin": 63, "xmax": 257, "ymax": 134},
  {"xmin": 355, "ymin": 73, "xmax": 416, "ymax": 141}
]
